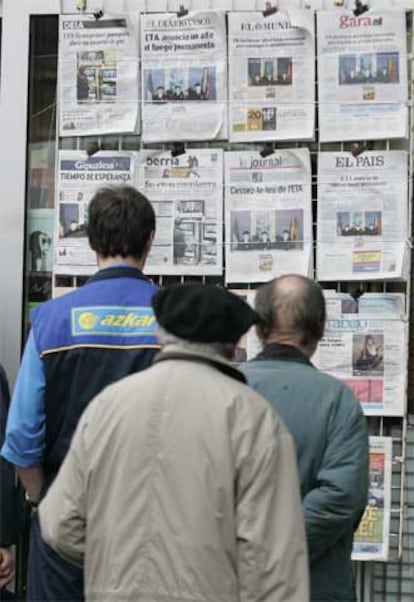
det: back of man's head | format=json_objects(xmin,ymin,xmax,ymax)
[
  {"xmin": 87, "ymin": 186, "xmax": 155, "ymax": 260},
  {"xmin": 255, "ymin": 275, "xmax": 326, "ymax": 356}
]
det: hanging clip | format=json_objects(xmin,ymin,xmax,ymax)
[
  {"xmin": 263, "ymin": 2, "xmax": 278, "ymax": 17},
  {"xmin": 171, "ymin": 142, "xmax": 186, "ymax": 157},
  {"xmin": 350, "ymin": 141, "xmax": 367, "ymax": 158},
  {"xmin": 86, "ymin": 141, "xmax": 101, "ymax": 157},
  {"xmin": 75, "ymin": 0, "xmax": 87, "ymax": 11},
  {"xmin": 177, "ymin": 5, "xmax": 189, "ymax": 18},
  {"xmin": 350, "ymin": 287, "xmax": 364, "ymax": 302},
  {"xmin": 93, "ymin": 9, "xmax": 104, "ymax": 20},
  {"xmin": 260, "ymin": 143, "xmax": 274, "ymax": 158},
  {"xmin": 354, "ymin": 1, "xmax": 369, "ymax": 16}
]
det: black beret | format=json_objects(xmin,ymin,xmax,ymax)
[{"xmin": 152, "ymin": 283, "xmax": 259, "ymax": 344}]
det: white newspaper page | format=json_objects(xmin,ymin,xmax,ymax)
[
  {"xmin": 59, "ymin": 14, "xmax": 140, "ymax": 136},
  {"xmin": 225, "ymin": 149, "xmax": 312, "ymax": 284},
  {"xmin": 228, "ymin": 10, "xmax": 315, "ymax": 142},
  {"xmin": 138, "ymin": 149, "xmax": 223, "ymax": 276},
  {"xmin": 230, "ymin": 289, "xmax": 262, "ymax": 362},
  {"xmin": 324, "ymin": 291, "xmax": 406, "ymax": 320},
  {"xmin": 314, "ymin": 294, "xmax": 407, "ymax": 416},
  {"xmin": 353, "ymin": 436, "xmax": 392, "ymax": 562},
  {"xmin": 141, "ymin": 12, "xmax": 227, "ymax": 142},
  {"xmin": 55, "ymin": 151, "xmax": 137, "ymax": 275},
  {"xmin": 317, "ymin": 11, "xmax": 408, "ymax": 142},
  {"xmin": 317, "ymin": 151, "xmax": 408, "ymax": 281}
]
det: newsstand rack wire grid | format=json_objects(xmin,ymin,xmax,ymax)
[{"xmin": 52, "ymin": 6, "xmax": 413, "ymax": 602}]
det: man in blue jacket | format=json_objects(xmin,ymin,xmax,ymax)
[
  {"xmin": 241, "ymin": 274, "xmax": 369, "ymax": 602},
  {"xmin": 0, "ymin": 365, "xmax": 21, "ymax": 600},
  {"xmin": 1, "ymin": 185, "xmax": 160, "ymax": 602}
]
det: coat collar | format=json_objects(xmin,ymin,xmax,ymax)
[
  {"xmin": 253, "ymin": 342, "xmax": 313, "ymax": 367},
  {"xmin": 154, "ymin": 346, "xmax": 247, "ymax": 384},
  {"xmin": 88, "ymin": 265, "xmax": 150, "ymax": 284}
]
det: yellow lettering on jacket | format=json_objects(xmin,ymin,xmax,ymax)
[
  {"xmin": 101, "ymin": 315, "xmax": 115, "ymax": 326},
  {"xmin": 99, "ymin": 313, "xmax": 156, "ymax": 328}
]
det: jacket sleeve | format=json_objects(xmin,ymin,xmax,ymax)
[
  {"xmin": 39, "ymin": 408, "xmax": 89, "ymax": 567},
  {"xmin": 0, "ymin": 365, "xmax": 22, "ymax": 547},
  {"xmin": 235, "ymin": 403, "xmax": 309, "ymax": 602},
  {"xmin": 302, "ymin": 387, "xmax": 369, "ymax": 562}
]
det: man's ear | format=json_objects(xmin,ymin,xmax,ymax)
[
  {"xmin": 255, "ymin": 322, "xmax": 266, "ymax": 342},
  {"xmin": 144, "ymin": 231, "xmax": 155, "ymax": 256}
]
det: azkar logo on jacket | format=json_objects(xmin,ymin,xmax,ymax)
[{"xmin": 72, "ymin": 306, "xmax": 157, "ymax": 337}]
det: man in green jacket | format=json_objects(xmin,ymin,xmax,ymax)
[{"xmin": 241, "ymin": 274, "xmax": 369, "ymax": 602}]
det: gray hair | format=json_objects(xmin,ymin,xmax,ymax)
[{"xmin": 157, "ymin": 327, "xmax": 235, "ymax": 360}]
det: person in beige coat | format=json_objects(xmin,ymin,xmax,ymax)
[{"xmin": 39, "ymin": 283, "xmax": 309, "ymax": 602}]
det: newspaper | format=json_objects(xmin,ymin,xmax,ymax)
[
  {"xmin": 352, "ymin": 436, "xmax": 392, "ymax": 562},
  {"xmin": 138, "ymin": 149, "xmax": 223, "ymax": 276},
  {"xmin": 317, "ymin": 151, "xmax": 408, "ymax": 281},
  {"xmin": 55, "ymin": 150, "xmax": 137, "ymax": 275},
  {"xmin": 228, "ymin": 10, "xmax": 315, "ymax": 142},
  {"xmin": 59, "ymin": 14, "xmax": 140, "ymax": 136},
  {"xmin": 317, "ymin": 10, "xmax": 408, "ymax": 142},
  {"xmin": 141, "ymin": 11, "xmax": 227, "ymax": 142},
  {"xmin": 225, "ymin": 149, "xmax": 312, "ymax": 284},
  {"xmin": 230, "ymin": 289, "xmax": 262, "ymax": 362},
  {"xmin": 314, "ymin": 291, "xmax": 407, "ymax": 416}
]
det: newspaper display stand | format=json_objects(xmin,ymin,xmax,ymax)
[{"xmin": 1, "ymin": 0, "xmax": 413, "ymax": 599}]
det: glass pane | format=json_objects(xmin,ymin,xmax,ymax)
[{"xmin": 24, "ymin": 16, "xmax": 58, "ymax": 337}]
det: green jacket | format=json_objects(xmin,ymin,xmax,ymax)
[{"xmin": 241, "ymin": 343, "xmax": 369, "ymax": 602}]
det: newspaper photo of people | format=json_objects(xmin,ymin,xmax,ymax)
[
  {"xmin": 28, "ymin": 209, "xmax": 54, "ymax": 273},
  {"xmin": 353, "ymin": 334, "xmax": 384, "ymax": 376},
  {"xmin": 337, "ymin": 211, "xmax": 382, "ymax": 237},
  {"xmin": 247, "ymin": 57, "xmax": 293, "ymax": 87},
  {"xmin": 144, "ymin": 67, "xmax": 216, "ymax": 103},
  {"xmin": 77, "ymin": 50, "xmax": 117, "ymax": 104},
  {"xmin": 339, "ymin": 52, "xmax": 399, "ymax": 85}
]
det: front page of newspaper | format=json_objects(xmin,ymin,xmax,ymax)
[
  {"xmin": 228, "ymin": 10, "xmax": 315, "ymax": 142},
  {"xmin": 314, "ymin": 292, "xmax": 407, "ymax": 416},
  {"xmin": 317, "ymin": 10, "xmax": 408, "ymax": 142},
  {"xmin": 141, "ymin": 12, "xmax": 227, "ymax": 142},
  {"xmin": 225, "ymin": 149, "xmax": 312, "ymax": 284},
  {"xmin": 317, "ymin": 151, "xmax": 408, "ymax": 281},
  {"xmin": 59, "ymin": 14, "xmax": 140, "ymax": 136},
  {"xmin": 353, "ymin": 436, "xmax": 392, "ymax": 562},
  {"xmin": 55, "ymin": 150, "xmax": 137, "ymax": 275},
  {"xmin": 138, "ymin": 149, "xmax": 223, "ymax": 276}
]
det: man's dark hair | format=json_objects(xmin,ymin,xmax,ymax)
[
  {"xmin": 87, "ymin": 186, "xmax": 155, "ymax": 259},
  {"xmin": 255, "ymin": 275, "xmax": 326, "ymax": 348}
]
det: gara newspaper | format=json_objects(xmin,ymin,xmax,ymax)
[{"xmin": 317, "ymin": 10, "xmax": 408, "ymax": 141}]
